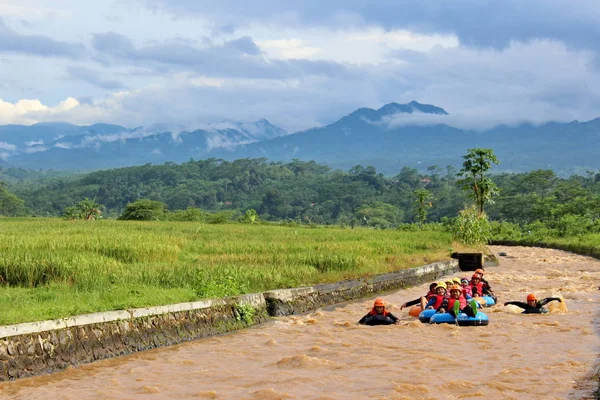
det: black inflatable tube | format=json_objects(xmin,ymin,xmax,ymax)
[
  {"xmin": 457, "ymin": 318, "xmax": 489, "ymax": 327},
  {"xmin": 364, "ymin": 315, "xmax": 395, "ymax": 326}
]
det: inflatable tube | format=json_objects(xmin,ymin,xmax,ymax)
[
  {"xmin": 408, "ymin": 305, "xmax": 422, "ymax": 317},
  {"xmin": 418, "ymin": 309, "xmax": 437, "ymax": 323},
  {"xmin": 364, "ymin": 314, "xmax": 395, "ymax": 326},
  {"xmin": 456, "ymin": 312, "xmax": 489, "ymax": 326},
  {"xmin": 482, "ymin": 296, "xmax": 495, "ymax": 307},
  {"xmin": 429, "ymin": 312, "xmax": 456, "ymax": 324}
]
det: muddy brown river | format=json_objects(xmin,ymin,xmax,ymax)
[{"xmin": 0, "ymin": 246, "xmax": 598, "ymax": 399}]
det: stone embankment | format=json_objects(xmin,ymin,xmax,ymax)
[{"xmin": 0, "ymin": 259, "xmax": 458, "ymax": 380}]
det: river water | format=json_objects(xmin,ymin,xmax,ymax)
[{"xmin": 0, "ymin": 246, "xmax": 598, "ymax": 399}]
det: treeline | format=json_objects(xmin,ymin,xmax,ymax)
[{"xmin": 3, "ymin": 158, "xmax": 600, "ymax": 233}]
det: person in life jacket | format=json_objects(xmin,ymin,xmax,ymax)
[
  {"xmin": 437, "ymin": 284, "xmax": 479, "ymax": 317},
  {"xmin": 504, "ymin": 293, "xmax": 563, "ymax": 314},
  {"xmin": 470, "ymin": 273, "xmax": 492, "ymax": 298},
  {"xmin": 460, "ymin": 277, "xmax": 473, "ymax": 297},
  {"xmin": 474, "ymin": 268, "xmax": 497, "ymax": 301},
  {"xmin": 474, "ymin": 269, "xmax": 491, "ymax": 289},
  {"xmin": 358, "ymin": 298, "xmax": 400, "ymax": 324},
  {"xmin": 400, "ymin": 282, "xmax": 438, "ymax": 311},
  {"xmin": 424, "ymin": 282, "xmax": 448, "ymax": 310}
]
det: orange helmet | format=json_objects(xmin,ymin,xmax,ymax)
[
  {"xmin": 449, "ymin": 284, "xmax": 462, "ymax": 293},
  {"xmin": 475, "ymin": 268, "xmax": 484, "ymax": 275},
  {"xmin": 526, "ymin": 293, "xmax": 537, "ymax": 302},
  {"xmin": 373, "ymin": 298, "xmax": 385, "ymax": 307},
  {"xmin": 471, "ymin": 273, "xmax": 481, "ymax": 280}
]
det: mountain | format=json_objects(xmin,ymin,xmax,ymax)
[
  {"xmin": 1, "ymin": 101, "xmax": 600, "ymax": 175},
  {"xmin": 208, "ymin": 103, "xmax": 600, "ymax": 175},
  {"xmin": 1, "ymin": 119, "xmax": 287, "ymax": 170}
]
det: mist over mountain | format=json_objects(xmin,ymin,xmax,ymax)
[{"xmin": 1, "ymin": 101, "xmax": 599, "ymax": 176}]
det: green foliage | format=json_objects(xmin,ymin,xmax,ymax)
[
  {"xmin": 413, "ymin": 188, "xmax": 433, "ymax": 227},
  {"xmin": 448, "ymin": 205, "xmax": 492, "ymax": 245},
  {"xmin": 0, "ymin": 182, "xmax": 26, "ymax": 216},
  {"xmin": 235, "ymin": 302, "xmax": 256, "ymax": 324},
  {"xmin": 489, "ymin": 221, "xmax": 523, "ymax": 241},
  {"xmin": 63, "ymin": 198, "xmax": 102, "ymax": 220},
  {"xmin": 243, "ymin": 209, "xmax": 258, "ymax": 224},
  {"xmin": 166, "ymin": 207, "xmax": 208, "ymax": 222},
  {"xmin": 356, "ymin": 201, "xmax": 403, "ymax": 229},
  {"xmin": 119, "ymin": 199, "xmax": 167, "ymax": 221},
  {"xmin": 458, "ymin": 148, "xmax": 500, "ymax": 215}
]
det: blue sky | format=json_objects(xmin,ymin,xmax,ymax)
[{"xmin": 1, "ymin": 0, "xmax": 599, "ymax": 131}]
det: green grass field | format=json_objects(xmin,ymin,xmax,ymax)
[{"xmin": 0, "ymin": 219, "xmax": 458, "ymax": 325}]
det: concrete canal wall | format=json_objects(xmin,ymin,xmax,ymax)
[{"xmin": 0, "ymin": 259, "xmax": 458, "ymax": 380}]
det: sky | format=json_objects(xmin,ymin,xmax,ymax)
[{"xmin": 1, "ymin": 0, "xmax": 600, "ymax": 132}]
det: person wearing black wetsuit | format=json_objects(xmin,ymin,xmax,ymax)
[
  {"xmin": 400, "ymin": 282, "xmax": 438, "ymax": 310},
  {"xmin": 358, "ymin": 298, "xmax": 400, "ymax": 325},
  {"xmin": 504, "ymin": 293, "xmax": 562, "ymax": 314}
]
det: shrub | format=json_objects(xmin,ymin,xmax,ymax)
[
  {"xmin": 118, "ymin": 199, "xmax": 167, "ymax": 221},
  {"xmin": 449, "ymin": 205, "xmax": 492, "ymax": 245}
]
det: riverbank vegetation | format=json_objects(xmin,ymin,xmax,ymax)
[{"xmin": 0, "ymin": 219, "xmax": 460, "ymax": 325}]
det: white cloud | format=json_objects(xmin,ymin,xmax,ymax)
[
  {"xmin": 0, "ymin": 142, "xmax": 17, "ymax": 151},
  {"xmin": 23, "ymin": 145, "xmax": 47, "ymax": 153}
]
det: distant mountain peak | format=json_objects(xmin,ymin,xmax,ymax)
[
  {"xmin": 377, "ymin": 101, "xmax": 448, "ymax": 116},
  {"xmin": 338, "ymin": 101, "xmax": 448, "ymax": 126}
]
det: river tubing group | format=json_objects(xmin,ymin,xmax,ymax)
[{"xmin": 359, "ymin": 267, "xmax": 563, "ymax": 326}]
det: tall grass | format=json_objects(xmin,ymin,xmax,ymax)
[{"xmin": 0, "ymin": 218, "xmax": 456, "ymax": 324}]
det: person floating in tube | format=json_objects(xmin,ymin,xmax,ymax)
[
  {"xmin": 504, "ymin": 293, "xmax": 562, "ymax": 314},
  {"xmin": 469, "ymin": 273, "xmax": 493, "ymax": 299},
  {"xmin": 474, "ymin": 268, "xmax": 497, "ymax": 302},
  {"xmin": 358, "ymin": 298, "xmax": 400, "ymax": 325},
  {"xmin": 437, "ymin": 284, "xmax": 479, "ymax": 318}
]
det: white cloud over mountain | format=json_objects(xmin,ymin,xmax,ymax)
[{"xmin": 0, "ymin": 1, "xmax": 599, "ymax": 132}]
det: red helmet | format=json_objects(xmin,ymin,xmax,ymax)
[
  {"xmin": 475, "ymin": 268, "xmax": 484, "ymax": 275},
  {"xmin": 471, "ymin": 273, "xmax": 481, "ymax": 280},
  {"xmin": 526, "ymin": 293, "xmax": 537, "ymax": 302},
  {"xmin": 373, "ymin": 298, "xmax": 385, "ymax": 307}
]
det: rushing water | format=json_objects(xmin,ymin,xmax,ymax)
[{"xmin": 1, "ymin": 246, "xmax": 598, "ymax": 400}]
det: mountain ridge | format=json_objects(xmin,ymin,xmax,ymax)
[{"xmin": 1, "ymin": 101, "xmax": 599, "ymax": 176}]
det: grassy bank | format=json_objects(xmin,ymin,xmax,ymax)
[{"xmin": 0, "ymin": 219, "xmax": 457, "ymax": 325}]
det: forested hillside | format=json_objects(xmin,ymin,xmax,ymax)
[{"xmin": 5, "ymin": 158, "xmax": 600, "ymax": 232}]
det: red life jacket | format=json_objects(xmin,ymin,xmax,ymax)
[
  {"xmin": 430, "ymin": 294, "xmax": 446, "ymax": 309},
  {"xmin": 470, "ymin": 281, "xmax": 485, "ymax": 296},
  {"xmin": 447, "ymin": 295, "xmax": 467, "ymax": 310},
  {"xmin": 425, "ymin": 290, "xmax": 436, "ymax": 300},
  {"xmin": 368, "ymin": 308, "xmax": 389, "ymax": 316}
]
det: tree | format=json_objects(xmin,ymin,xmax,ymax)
[
  {"xmin": 118, "ymin": 199, "xmax": 167, "ymax": 221},
  {"xmin": 413, "ymin": 189, "xmax": 433, "ymax": 227},
  {"xmin": 243, "ymin": 209, "xmax": 258, "ymax": 224},
  {"xmin": 0, "ymin": 182, "xmax": 26, "ymax": 216},
  {"xmin": 63, "ymin": 198, "xmax": 102, "ymax": 220},
  {"xmin": 457, "ymin": 148, "xmax": 500, "ymax": 215}
]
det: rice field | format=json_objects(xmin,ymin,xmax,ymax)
[{"xmin": 0, "ymin": 218, "xmax": 457, "ymax": 325}]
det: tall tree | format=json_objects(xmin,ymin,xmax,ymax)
[
  {"xmin": 413, "ymin": 188, "xmax": 433, "ymax": 227},
  {"xmin": 457, "ymin": 148, "xmax": 500, "ymax": 215}
]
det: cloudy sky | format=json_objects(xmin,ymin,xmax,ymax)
[{"xmin": 1, "ymin": 0, "xmax": 600, "ymax": 132}]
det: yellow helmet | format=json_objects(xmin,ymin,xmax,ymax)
[
  {"xmin": 452, "ymin": 277, "xmax": 461, "ymax": 284},
  {"xmin": 436, "ymin": 282, "xmax": 447, "ymax": 289}
]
